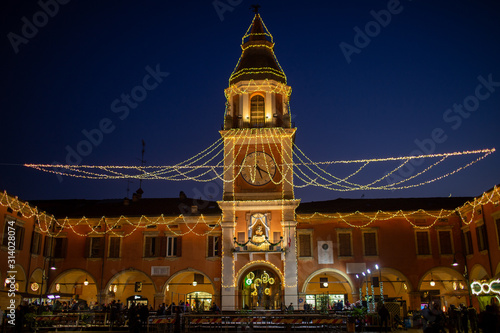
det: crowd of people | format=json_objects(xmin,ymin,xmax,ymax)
[{"xmin": 421, "ymin": 302, "xmax": 481, "ymax": 333}]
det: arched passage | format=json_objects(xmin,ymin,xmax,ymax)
[
  {"xmin": 49, "ymin": 269, "xmax": 98, "ymax": 306},
  {"xmin": 377, "ymin": 267, "xmax": 413, "ymax": 304},
  {"xmin": 302, "ymin": 268, "xmax": 353, "ymax": 310},
  {"xmin": 106, "ymin": 269, "xmax": 157, "ymax": 307},
  {"xmin": 236, "ymin": 262, "xmax": 283, "ymax": 310},
  {"xmin": 419, "ymin": 266, "xmax": 470, "ymax": 309},
  {"xmin": 28, "ymin": 268, "xmax": 46, "ymax": 297},
  {"xmin": 163, "ymin": 269, "xmax": 216, "ymax": 311}
]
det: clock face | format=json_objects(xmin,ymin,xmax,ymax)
[{"xmin": 241, "ymin": 151, "xmax": 277, "ymax": 186}]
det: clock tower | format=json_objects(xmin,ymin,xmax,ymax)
[{"xmin": 218, "ymin": 11, "xmax": 300, "ymax": 310}]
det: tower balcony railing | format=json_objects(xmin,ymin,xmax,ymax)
[{"xmin": 233, "ymin": 237, "xmax": 284, "ymax": 253}]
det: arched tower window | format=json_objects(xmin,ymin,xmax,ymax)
[{"xmin": 250, "ymin": 95, "xmax": 265, "ymax": 128}]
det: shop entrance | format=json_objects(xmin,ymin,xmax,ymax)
[{"xmin": 240, "ymin": 268, "xmax": 282, "ymax": 310}]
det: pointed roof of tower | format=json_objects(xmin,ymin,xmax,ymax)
[{"xmin": 229, "ymin": 13, "xmax": 287, "ymax": 85}]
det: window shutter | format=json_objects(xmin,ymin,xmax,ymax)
[
  {"xmin": 144, "ymin": 237, "xmax": 152, "ymax": 257},
  {"xmin": 17, "ymin": 226, "xmax": 24, "ymax": 250},
  {"xmin": 438, "ymin": 231, "xmax": 452, "ymax": 255},
  {"xmin": 43, "ymin": 236, "xmax": 50, "ymax": 257},
  {"xmin": 216, "ymin": 236, "xmax": 221, "ymax": 256},
  {"xmin": 36, "ymin": 233, "xmax": 42, "ymax": 254},
  {"xmin": 84, "ymin": 238, "xmax": 91, "ymax": 258},
  {"xmin": 299, "ymin": 234, "xmax": 311, "ymax": 257},
  {"xmin": 339, "ymin": 233, "xmax": 351, "ymax": 256},
  {"xmin": 465, "ymin": 231, "xmax": 473, "ymax": 255},
  {"xmin": 208, "ymin": 236, "xmax": 214, "ymax": 257},
  {"xmin": 159, "ymin": 237, "xmax": 167, "ymax": 257},
  {"xmin": 109, "ymin": 237, "xmax": 120, "ymax": 258},
  {"xmin": 2, "ymin": 222, "xmax": 8, "ymax": 246},
  {"xmin": 176, "ymin": 237, "xmax": 182, "ymax": 257},
  {"xmin": 417, "ymin": 232, "xmax": 430, "ymax": 255},
  {"xmin": 30, "ymin": 232, "xmax": 38, "ymax": 254},
  {"xmin": 96, "ymin": 237, "xmax": 104, "ymax": 257},
  {"xmin": 364, "ymin": 233, "xmax": 377, "ymax": 256},
  {"xmin": 61, "ymin": 238, "xmax": 68, "ymax": 258}
]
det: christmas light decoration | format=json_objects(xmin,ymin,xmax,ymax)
[{"xmin": 24, "ymin": 130, "xmax": 494, "ymax": 192}]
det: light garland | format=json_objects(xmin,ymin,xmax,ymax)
[{"xmin": 23, "ymin": 128, "xmax": 495, "ymax": 192}]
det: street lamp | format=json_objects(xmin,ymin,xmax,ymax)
[
  {"xmin": 451, "ymin": 253, "xmax": 472, "ymax": 306},
  {"xmin": 375, "ymin": 264, "xmax": 383, "ymax": 303}
]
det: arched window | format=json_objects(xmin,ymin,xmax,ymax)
[{"xmin": 250, "ymin": 95, "xmax": 265, "ymax": 127}]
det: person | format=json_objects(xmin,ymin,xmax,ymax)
[
  {"xmin": 287, "ymin": 303, "xmax": 294, "ymax": 312},
  {"xmin": 211, "ymin": 302, "xmax": 220, "ymax": 313},
  {"xmin": 467, "ymin": 305, "xmax": 478, "ymax": 333},
  {"xmin": 447, "ymin": 304, "xmax": 459, "ymax": 333},
  {"xmin": 378, "ymin": 303, "xmax": 390, "ymax": 332},
  {"xmin": 479, "ymin": 304, "xmax": 497, "ymax": 333},
  {"xmin": 459, "ymin": 304, "xmax": 469, "ymax": 333},
  {"xmin": 422, "ymin": 304, "xmax": 436, "ymax": 331},
  {"xmin": 0, "ymin": 306, "xmax": 4, "ymax": 328}
]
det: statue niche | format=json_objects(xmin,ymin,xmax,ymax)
[{"xmin": 248, "ymin": 213, "xmax": 269, "ymax": 244}]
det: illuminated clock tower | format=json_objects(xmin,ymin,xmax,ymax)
[{"xmin": 218, "ymin": 10, "xmax": 300, "ymax": 310}]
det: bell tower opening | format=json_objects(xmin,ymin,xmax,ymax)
[{"xmin": 250, "ymin": 94, "xmax": 265, "ymax": 127}]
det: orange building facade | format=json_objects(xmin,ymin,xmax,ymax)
[{"xmin": 1, "ymin": 13, "xmax": 500, "ymax": 314}]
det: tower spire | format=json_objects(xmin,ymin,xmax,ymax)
[{"xmin": 229, "ymin": 11, "xmax": 286, "ymax": 85}]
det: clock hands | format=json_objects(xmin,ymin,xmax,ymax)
[
  {"xmin": 256, "ymin": 166, "xmax": 263, "ymax": 179},
  {"xmin": 255, "ymin": 165, "xmax": 270, "ymax": 176}
]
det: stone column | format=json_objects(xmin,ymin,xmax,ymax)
[
  {"xmin": 282, "ymin": 219, "xmax": 298, "ymax": 308},
  {"xmin": 153, "ymin": 293, "xmax": 165, "ymax": 309},
  {"xmin": 220, "ymin": 213, "xmax": 236, "ymax": 311}
]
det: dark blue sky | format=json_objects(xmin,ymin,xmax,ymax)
[{"xmin": 1, "ymin": 0, "xmax": 499, "ymax": 203}]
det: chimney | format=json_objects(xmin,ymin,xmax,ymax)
[{"xmin": 132, "ymin": 187, "xmax": 144, "ymax": 202}]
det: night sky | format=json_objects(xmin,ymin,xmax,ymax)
[{"xmin": 1, "ymin": 0, "xmax": 499, "ymax": 204}]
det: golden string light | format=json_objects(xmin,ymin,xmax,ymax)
[{"xmin": 24, "ymin": 128, "xmax": 495, "ymax": 193}]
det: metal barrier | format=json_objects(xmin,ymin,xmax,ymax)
[
  {"xmin": 31, "ymin": 312, "xmax": 114, "ymax": 331},
  {"xmin": 147, "ymin": 315, "xmax": 177, "ymax": 333},
  {"xmin": 183, "ymin": 312, "xmax": 346, "ymax": 332}
]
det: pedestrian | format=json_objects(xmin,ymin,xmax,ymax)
[{"xmin": 378, "ymin": 303, "xmax": 390, "ymax": 332}]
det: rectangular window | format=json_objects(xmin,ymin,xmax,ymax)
[
  {"xmin": 298, "ymin": 234, "xmax": 312, "ymax": 257},
  {"xmin": 31, "ymin": 232, "xmax": 42, "ymax": 255},
  {"xmin": 144, "ymin": 236, "xmax": 158, "ymax": 257},
  {"xmin": 53, "ymin": 238, "xmax": 67, "ymax": 258},
  {"xmin": 363, "ymin": 232, "xmax": 377, "ymax": 256},
  {"xmin": 44, "ymin": 236, "xmax": 67, "ymax": 257},
  {"xmin": 476, "ymin": 224, "xmax": 488, "ymax": 251},
  {"xmin": 465, "ymin": 230, "xmax": 473, "ymax": 255},
  {"xmin": 87, "ymin": 237, "xmax": 104, "ymax": 258},
  {"xmin": 207, "ymin": 235, "xmax": 220, "ymax": 257},
  {"xmin": 167, "ymin": 236, "xmax": 182, "ymax": 257},
  {"xmin": 2, "ymin": 219, "xmax": 24, "ymax": 250},
  {"xmin": 108, "ymin": 237, "xmax": 121, "ymax": 258},
  {"xmin": 416, "ymin": 231, "xmax": 431, "ymax": 255},
  {"xmin": 438, "ymin": 230, "xmax": 453, "ymax": 255},
  {"xmin": 338, "ymin": 233, "xmax": 352, "ymax": 257}
]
